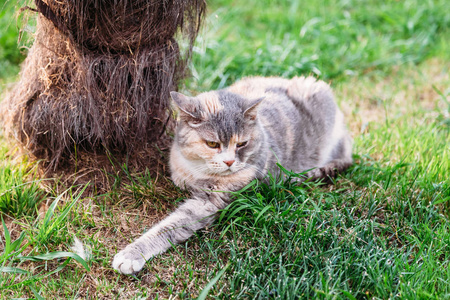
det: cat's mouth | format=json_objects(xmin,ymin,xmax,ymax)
[{"xmin": 206, "ymin": 163, "xmax": 243, "ymax": 176}]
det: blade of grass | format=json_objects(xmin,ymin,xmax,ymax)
[
  {"xmin": 0, "ymin": 267, "xmax": 29, "ymax": 274},
  {"xmin": 18, "ymin": 251, "xmax": 90, "ymax": 271},
  {"xmin": 197, "ymin": 263, "xmax": 230, "ymax": 300}
]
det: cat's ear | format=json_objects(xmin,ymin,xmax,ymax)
[
  {"xmin": 244, "ymin": 97, "xmax": 265, "ymax": 121},
  {"xmin": 170, "ymin": 91, "xmax": 196, "ymax": 118},
  {"xmin": 170, "ymin": 91, "xmax": 203, "ymax": 127}
]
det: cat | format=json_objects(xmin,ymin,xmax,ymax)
[{"xmin": 112, "ymin": 76, "xmax": 352, "ymax": 274}]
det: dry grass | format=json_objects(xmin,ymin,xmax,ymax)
[{"xmin": 337, "ymin": 58, "xmax": 450, "ymax": 137}]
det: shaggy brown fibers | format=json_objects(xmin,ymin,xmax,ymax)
[{"xmin": 1, "ymin": 0, "xmax": 205, "ymax": 178}]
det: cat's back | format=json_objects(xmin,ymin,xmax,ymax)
[
  {"xmin": 227, "ymin": 76, "xmax": 339, "ymax": 132},
  {"xmin": 227, "ymin": 76, "xmax": 335, "ymax": 121},
  {"xmin": 227, "ymin": 76, "xmax": 291, "ymax": 97},
  {"xmin": 227, "ymin": 76, "xmax": 334, "ymax": 110},
  {"xmin": 226, "ymin": 76, "xmax": 299, "ymax": 127},
  {"xmin": 226, "ymin": 77, "xmax": 301, "ymax": 170},
  {"xmin": 227, "ymin": 76, "xmax": 348, "ymax": 172}
]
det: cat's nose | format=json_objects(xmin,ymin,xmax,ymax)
[{"xmin": 223, "ymin": 160, "xmax": 235, "ymax": 167}]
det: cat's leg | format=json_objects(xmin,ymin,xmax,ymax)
[
  {"xmin": 299, "ymin": 134, "xmax": 353, "ymax": 183},
  {"xmin": 304, "ymin": 158, "xmax": 353, "ymax": 182},
  {"xmin": 112, "ymin": 192, "xmax": 228, "ymax": 274}
]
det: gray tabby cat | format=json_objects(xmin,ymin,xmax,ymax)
[{"xmin": 113, "ymin": 76, "xmax": 352, "ymax": 274}]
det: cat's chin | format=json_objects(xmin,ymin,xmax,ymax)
[
  {"xmin": 205, "ymin": 168, "xmax": 238, "ymax": 176},
  {"xmin": 220, "ymin": 170, "xmax": 235, "ymax": 176},
  {"xmin": 219, "ymin": 168, "xmax": 246, "ymax": 176}
]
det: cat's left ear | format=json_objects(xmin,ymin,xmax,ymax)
[{"xmin": 244, "ymin": 97, "xmax": 265, "ymax": 121}]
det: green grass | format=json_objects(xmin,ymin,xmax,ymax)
[
  {"xmin": 0, "ymin": 0, "xmax": 31, "ymax": 88},
  {"xmin": 1, "ymin": 186, "xmax": 90, "ymax": 299},
  {"xmin": 0, "ymin": 143, "xmax": 47, "ymax": 219},
  {"xmin": 0, "ymin": 160, "xmax": 45, "ymax": 219},
  {"xmin": 206, "ymin": 97, "xmax": 450, "ymax": 298},
  {"xmin": 188, "ymin": 0, "xmax": 450, "ymax": 91},
  {"xmin": 1, "ymin": 0, "xmax": 450, "ymax": 298}
]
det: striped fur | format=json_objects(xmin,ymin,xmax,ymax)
[{"xmin": 113, "ymin": 76, "xmax": 352, "ymax": 274}]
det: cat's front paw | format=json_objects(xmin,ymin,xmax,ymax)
[{"xmin": 112, "ymin": 247, "xmax": 146, "ymax": 274}]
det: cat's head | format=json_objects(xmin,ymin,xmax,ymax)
[{"xmin": 171, "ymin": 90, "xmax": 264, "ymax": 176}]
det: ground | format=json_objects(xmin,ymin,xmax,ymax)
[{"xmin": 0, "ymin": 0, "xmax": 449, "ymax": 299}]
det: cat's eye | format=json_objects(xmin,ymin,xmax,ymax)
[
  {"xmin": 237, "ymin": 141, "xmax": 248, "ymax": 148},
  {"xmin": 206, "ymin": 141, "xmax": 220, "ymax": 148}
]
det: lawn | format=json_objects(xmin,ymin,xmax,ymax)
[{"xmin": 1, "ymin": 0, "xmax": 450, "ymax": 299}]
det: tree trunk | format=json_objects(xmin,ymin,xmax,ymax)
[{"xmin": 1, "ymin": 0, "xmax": 205, "ymax": 176}]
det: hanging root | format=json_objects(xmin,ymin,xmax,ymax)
[{"xmin": 1, "ymin": 0, "xmax": 206, "ymax": 172}]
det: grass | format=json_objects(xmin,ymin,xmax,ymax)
[
  {"xmin": 188, "ymin": 0, "xmax": 450, "ymax": 91},
  {"xmin": 0, "ymin": 0, "xmax": 31, "ymax": 89},
  {"xmin": 1, "ymin": 0, "xmax": 450, "ymax": 298},
  {"xmin": 0, "ymin": 144, "xmax": 46, "ymax": 219}
]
